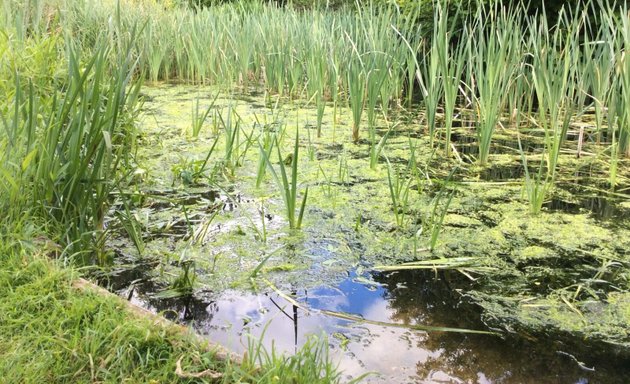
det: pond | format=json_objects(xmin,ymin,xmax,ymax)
[{"xmin": 97, "ymin": 84, "xmax": 630, "ymax": 383}]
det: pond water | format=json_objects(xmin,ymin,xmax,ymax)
[
  {"xmin": 120, "ymin": 269, "xmax": 628, "ymax": 383},
  {"xmin": 98, "ymin": 84, "xmax": 630, "ymax": 383}
]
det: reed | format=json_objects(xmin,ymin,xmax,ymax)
[
  {"xmin": 418, "ymin": 23, "xmax": 442, "ymax": 147},
  {"xmin": 527, "ymin": 8, "xmax": 580, "ymax": 179},
  {"xmin": 216, "ymin": 106, "xmax": 246, "ymax": 177},
  {"xmin": 346, "ymin": 42, "xmax": 366, "ymax": 143},
  {"xmin": 190, "ymin": 93, "xmax": 218, "ymax": 138},
  {"xmin": 369, "ymin": 126, "xmax": 391, "ymax": 170},
  {"xmin": 518, "ymin": 136, "xmax": 550, "ymax": 215},
  {"xmin": 263, "ymin": 131, "xmax": 309, "ymax": 230},
  {"xmin": 616, "ymin": 4, "xmax": 630, "ymax": 157},
  {"xmin": 426, "ymin": 171, "xmax": 456, "ymax": 251},
  {"xmin": 317, "ymin": 163, "xmax": 336, "ymax": 203},
  {"xmin": 468, "ymin": 4, "xmax": 520, "ymax": 165},
  {"xmin": 256, "ymin": 133, "xmax": 276, "ymax": 188},
  {"xmin": 437, "ymin": 9, "xmax": 467, "ymax": 157},
  {"xmin": 386, "ymin": 158, "xmax": 413, "ymax": 229}
]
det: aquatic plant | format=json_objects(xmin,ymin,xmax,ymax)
[
  {"xmin": 527, "ymin": 8, "xmax": 579, "ymax": 179},
  {"xmin": 154, "ymin": 259, "xmax": 196, "ymax": 299},
  {"xmin": 369, "ymin": 125, "xmax": 391, "ymax": 170},
  {"xmin": 263, "ymin": 131, "xmax": 309, "ymax": 230},
  {"xmin": 609, "ymin": 131, "xmax": 619, "ymax": 189},
  {"xmin": 217, "ymin": 106, "xmax": 255, "ymax": 177},
  {"xmin": 346, "ymin": 48, "xmax": 366, "ymax": 143},
  {"xmin": 417, "ymin": 21, "xmax": 442, "ymax": 147},
  {"xmin": 468, "ymin": 4, "xmax": 520, "ymax": 165},
  {"xmin": 171, "ymin": 136, "xmax": 220, "ymax": 186},
  {"xmin": 254, "ymin": 200, "xmax": 269, "ymax": 243},
  {"xmin": 317, "ymin": 163, "xmax": 336, "ymax": 202},
  {"xmin": 616, "ymin": 5, "xmax": 630, "ymax": 157},
  {"xmin": 221, "ymin": 106, "xmax": 241, "ymax": 175},
  {"xmin": 386, "ymin": 158, "xmax": 413, "ymax": 229},
  {"xmin": 256, "ymin": 133, "xmax": 275, "ymax": 188},
  {"xmin": 580, "ymin": 16, "xmax": 615, "ymax": 143},
  {"xmin": 316, "ymin": 91, "xmax": 327, "ymax": 127},
  {"xmin": 425, "ymin": 169, "xmax": 457, "ymax": 251},
  {"xmin": 337, "ymin": 149, "xmax": 349, "ymax": 186},
  {"xmin": 517, "ymin": 136, "xmax": 550, "ymax": 215},
  {"xmin": 437, "ymin": 10, "xmax": 468, "ymax": 157},
  {"xmin": 114, "ymin": 197, "xmax": 145, "ymax": 258},
  {"xmin": 190, "ymin": 93, "xmax": 218, "ymax": 138},
  {"xmin": 374, "ymin": 257, "xmax": 496, "ymax": 277}
]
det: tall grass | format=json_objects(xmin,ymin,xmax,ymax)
[
  {"xmin": 467, "ymin": 4, "xmax": 520, "ymax": 165},
  {"xmin": 616, "ymin": 4, "xmax": 630, "ymax": 157},
  {"xmin": 527, "ymin": 8, "xmax": 580, "ymax": 179},
  {"xmin": 1, "ymin": 33, "xmax": 141, "ymax": 263}
]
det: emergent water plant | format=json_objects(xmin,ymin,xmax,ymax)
[{"xmin": 263, "ymin": 131, "xmax": 309, "ymax": 230}]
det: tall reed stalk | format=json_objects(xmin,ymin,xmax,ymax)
[
  {"xmin": 527, "ymin": 8, "xmax": 580, "ymax": 179},
  {"xmin": 468, "ymin": 4, "xmax": 520, "ymax": 165}
]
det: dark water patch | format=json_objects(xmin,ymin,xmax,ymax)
[
  {"xmin": 544, "ymin": 194, "xmax": 630, "ymax": 223},
  {"xmin": 315, "ymin": 151, "xmax": 339, "ymax": 161},
  {"xmin": 331, "ymin": 175, "xmax": 379, "ymax": 187},
  {"xmin": 479, "ymin": 163, "xmax": 526, "ymax": 181},
  {"xmin": 233, "ymin": 95, "xmax": 255, "ymax": 103},
  {"xmin": 476, "ymin": 211, "xmax": 501, "ymax": 228},
  {"xmin": 129, "ymin": 281, "xmax": 215, "ymax": 322},
  {"xmin": 513, "ymin": 256, "xmax": 609, "ymax": 297},
  {"xmin": 324, "ymin": 143, "xmax": 344, "ymax": 152},
  {"xmin": 449, "ymin": 131, "xmax": 544, "ymax": 158},
  {"xmin": 91, "ymin": 252, "xmax": 160, "ymax": 292},
  {"xmin": 139, "ymin": 92, "xmax": 156, "ymax": 103},
  {"xmin": 381, "ymin": 155, "xmax": 412, "ymax": 166},
  {"xmin": 373, "ymin": 125, "xmax": 421, "ymax": 140},
  {"xmin": 454, "ymin": 142, "xmax": 521, "ymax": 157}
]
